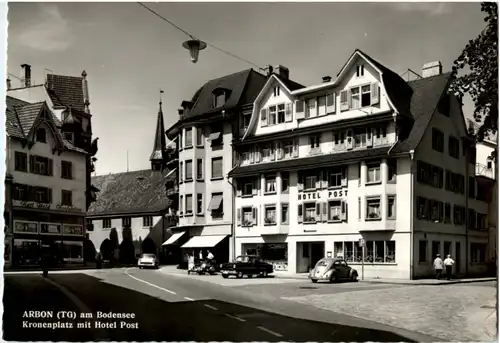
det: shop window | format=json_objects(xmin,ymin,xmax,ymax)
[
  {"xmin": 334, "ymin": 242, "xmax": 343, "ymax": 259},
  {"xmin": 143, "ymin": 216, "xmax": 153, "ymax": 227},
  {"xmin": 264, "ymin": 205, "xmax": 277, "ymax": 225},
  {"xmin": 362, "ymin": 240, "xmax": 396, "ymax": 263},
  {"xmin": 470, "ymin": 243, "xmax": 486, "ymax": 263},
  {"xmin": 281, "ymin": 204, "xmax": 289, "ymax": 224},
  {"xmin": 13, "ymin": 240, "xmax": 40, "ymax": 265},
  {"xmin": 197, "ymin": 193, "xmax": 203, "ymax": 215},
  {"xmin": 418, "ymin": 240, "xmax": 428, "ymax": 262},
  {"xmin": 365, "ymin": 197, "xmax": 381, "ymax": 220},
  {"xmin": 13, "ymin": 221, "xmax": 38, "ymax": 234},
  {"xmin": 432, "ymin": 241, "xmax": 440, "ymax": 259},
  {"xmin": 103, "ymin": 218, "xmax": 111, "ymax": 229},
  {"xmin": 265, "ymin": 174, "xmax": 276, "ymax": 194},
  {"xmin": 364, "ymin": 240, "xmax": 374, "ymax": 262}
]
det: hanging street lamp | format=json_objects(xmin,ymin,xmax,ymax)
[{"xmin": 182, "ymin": 39, "xmax": 207, "ymax": 63}]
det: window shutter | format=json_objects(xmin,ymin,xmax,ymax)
[
  {"xmin": 366, "ymin": 129, "xmax": 373, "ymax": 147},
  {"xmin": 48, "ymin": 158, "xmax": 53, "ymax": 176},
  {"xmin": 297, "ymin": 204, "xmax": 303, "ymax": 224},
  {"xmin": 297, "ymin": 172, "xmax": 304, "ymax": 192},
  {"xmin": 252, "ymin": 178, "xmax": 258, "ymax": 195},
  {"xmin": 293, "ymin": 139, "xmax": 299, "ymax": 158},
  {"xmin": 326, "ymin": 93, "xmax": 336, "ymax": 114},
  {"xmin": 285, "ymin": 103, "xmax": 293, "ymax": 122},
  {"xmin": 371, "ymin": 83, "xmax": 380, "ymax": 105},
  {"xmin": 236, "ymin": 181, "xmax": 242, "ymax": 197},
  {"xmin": 29, "ymin": 155, "xmax": 35, "ymax": 173},
  {"xmin": 48, "ymin": 188, "xmax": 52, "ymax": 204},
  {"xmin": 237, "ymin": 209, "xmax": 242, "ymax": 226},
  {"xmin": 252, "ymin": 207, "xmax": 257, "ymax": 225},
  {"xmin": 277, "ymin": 142, "xmax": 284, "ymax": 160},
  {"xmin": 346, "ymin": 130, "xmax": 353, "ymax": 150},
  {"xmin": 260, "ymin": 108, "xmax": 268, "ymax": 127},
  {"xmin": 270, "ymin": 143, "xmax": 276, "ymax": 161},
  {"xmin": 438, "ymin": 202, "xmax": 443, "ymax": 222},
  {"xmin": 322, "ymin": 202, "xmax": 328, "ymax": 222},
  {"xmin": 321, "ymin": 169, "xmax": 328, "ymax": 189},
  {"xmin": 315, "ymin": 203, "xmax": 321, "ymax": 222},
  {"xmin": 341, "ymin": 167, "xmax": 348, "ymax": 186},
  {"xmin": 255, "ymin": 148, "xmax": 261, "ymax": 163},
  {"xmin": 340, "ymin": 90, "xmax": 348, "ymax": 111},
  {"xmin": 295, "ymin": 100, "xmax": 305, "ymax": 119},
  {"xmin": 341, "ymin": 200, "xmax": 347, "ymax": 220}
]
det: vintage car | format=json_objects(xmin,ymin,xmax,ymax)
[
  {"xmin": 137, "ymin": 253, "xmax": 159, "ymax": 269},
  {"xmin": 309, "ymin": 258, "xmax": 358, "ymax": 283},
  {"xmin": 220, "ymin": 255, "xmax": 274, "ymax": 279}
]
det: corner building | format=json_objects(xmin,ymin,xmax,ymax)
[{"xmin": 229, "ymin": 50, "xmax": 492, "ymax": 279}]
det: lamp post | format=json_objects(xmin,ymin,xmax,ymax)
[{"xmin": 182, "ymin": 39, "xmax": 207, "ymax": 63}]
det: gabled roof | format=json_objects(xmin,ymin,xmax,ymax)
[
  {"xmin": 275, "ymin": 74, "xmax": 305, "ymax": 91},
  {"xmin": 87, "ymin": 169, "xmax": 174, "ymax": 216},
  {"xmin": 391, "ymin": 72, "xmax": 453, "ymax": 154},
  {"xmin": 46, "ymin": 74, "xmax": 85, "ymax": 112},
  {"xmin": 183, "ymin": 69, "xmax": 266, "ymax": 118},
  {"xmin": 5, "ymin": 95, "xmax": 86, "ymax": 154}
]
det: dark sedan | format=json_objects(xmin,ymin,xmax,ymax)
[{"xmin": 220, "ymin": 255, "xmax": 274, "ymax": 278}]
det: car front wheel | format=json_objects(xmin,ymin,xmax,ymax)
[
  {"xmin": 237, "ymin": 271, "xmax": 243, "ymax": 279},
  {"xmin": 351, "ymin": 273, "xmax": 358, "ymax": 282},
  {"xmin": 311, "ymin": 279, "xmax": 318, "ymax": 283},
  {"xmin": 222, "ymin": 274, "xmax": 229, "ymax": 279},
  {"xmin": 261, "ymin": 271, "xmax": 268, "ymax": 278}
]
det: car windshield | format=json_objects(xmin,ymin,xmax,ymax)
[
  {"xmin": 316, "ymin": 260, "xmax": 329, "ymax": 267},
  {"xmin": 236, "ymin": 256, "xmax": 249, "ymax": 263},
  {"xmin": 142, "ymin": 254, "xmax": 155, "ymax": 258}
]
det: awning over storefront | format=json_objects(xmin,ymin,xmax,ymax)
[
  {"xmin": 162, "ymin": 231, "xmax": 186, "ymax": 246},
  {"xmin": 208, "ymin": 194, "xmax": 223, "ymax": 211},
  {"xmin": 181, "ymin": 235, "xmax": 227, "ymax": 249}
]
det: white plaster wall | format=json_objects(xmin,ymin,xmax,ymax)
[{"xmin": 8, "ymin": 126, "xmax": 87, "ymax": 211}]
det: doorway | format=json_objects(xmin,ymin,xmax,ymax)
[{"xmin": 296, "ymin": 242, "xmax": 325, "ymax": 273}]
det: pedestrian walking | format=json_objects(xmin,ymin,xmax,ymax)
[
  {"xmin": 188, "ymin": 252, "xmax": 195, "ymax": 273},
  {"xmin": 444, "ymin": 254, "xmax": 455, "ymax": 280},
  {"xmin": 433, "ymin": 254, "xmax": 444, "ymax": 279},
  {"xmin": 199, "ymin": 250, "xmax": 203, "ymax": 262}
]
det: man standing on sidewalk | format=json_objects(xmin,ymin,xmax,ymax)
[
  {"xmin": 433, "ymin": 254, "xmax": 444, "ymax": 279},
  {"xmin": 444, "ymin": 254, "xmax": 455, "ymax": 280}
]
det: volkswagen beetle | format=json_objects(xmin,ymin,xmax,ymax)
[{"xmin": 309, "ymin": 258, "xmax": 358, "ymax": 283}]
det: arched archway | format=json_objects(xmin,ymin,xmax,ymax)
[
  {"xmin": 100, "ymin": 239, "xmax": 112, "ymax": 261},
  {"xmin": 142, "ymin": 237, "xmax": 157, "ymax": 255}
]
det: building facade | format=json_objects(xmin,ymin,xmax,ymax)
[
  {"xmin": 87, "ymin": 101, "xmax": 177, "ymax": 263},
  {"xmin": 229, "ymin": 50, "xmax": 493, "ymax": 279},
  {"xmin": 165, "ymin": 69, "xmax": 268, "ymax": 263}
]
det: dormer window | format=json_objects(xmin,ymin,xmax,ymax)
[
  {"xmin": 64, "ymin": 132, "xmax": 74, "ymax": 143},
  {"xmin": 213, "ymin": 89, "xmax": 227, "ymax": 108},
  {"xmin": 36, "ymin": 128, "xmax": 46, "ymax": 143},
  {"xmin": 356, "ymin": 65, "xmax": 365, "ymax": 77}
]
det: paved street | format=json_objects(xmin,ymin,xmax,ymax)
[{"xmin": 3, "ymin": 268, "xmax": 438, "ymax": 342}]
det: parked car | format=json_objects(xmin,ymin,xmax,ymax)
[
  {"xmin": 220, "ymin": 255, "xmax": 274, "ymax": 279},
  {"xmin": 309, "ymin": 258, "xmax": 358, "ymax": 283},
  {"xmin": 137, "ymin": 253, "xmax": 158, "ymax": 269}
]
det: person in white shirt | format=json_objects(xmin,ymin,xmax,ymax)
[
  {"xmin": 207, "ymin": 250, "xmax": 214, "ymax": 260},
  {"xmin": 433, "ymin": 254, "xmax": 444, "ymax": 280},
  {"xmin": 444, "ymin": 254, "xmax": 455, "ymax": 280}
]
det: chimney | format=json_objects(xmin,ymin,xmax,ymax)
[
  {"xmin": 273, "ymin": 65, "xmax": 289, "ymax": 80},
  {"xmin": 6, "ymin": 78, "xmax": 11, "ymax": 90},
  {"xmin": 322, "ymin": 76, "xmax": 332, "ymax": 83},
  {"xmin": 20, "ymin": 64, "xmax": 31, "ymax": 87},
  {"xmin": 81, "ymin": 70, "xmax": 90, "ymax": 114},
  {"xmin": 266, "ymin": 66, "xmax": 273, "ymax": 77},
  {"xmin": 178, "ymin": 109, "xmax": 184, "ymax": 117},
  {"xmin": 422, "ymin": 61, "xmax": 442, "ymax": 78}
]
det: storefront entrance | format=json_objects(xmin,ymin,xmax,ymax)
[{"xmin": 296, "ymin": 242, "xmax": 325, "ymax": 273}]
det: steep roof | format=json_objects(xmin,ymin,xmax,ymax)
[
  {"xmin": 150, "ymin": 102, "xmax": 167, "ymax": 161},
  {"xmin": 5, "ymin": 95, "xmax": 86, "ymax": 154},
  {"xmin": 391, "ymin": 72, "xmax": 453, "ymax": 154},
  {"xmin": 46, "ymin": 74, "xmax": 85, "ymax": 112},
  {"xmin": 87, "ymin": 169, "xmax": 174, "ymax": 216},
  {"xmin": 274, "ymin": 74, "xmax": 305, "ymax": 91}
]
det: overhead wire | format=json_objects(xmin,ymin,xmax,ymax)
[{"xmin": 137, "ymin": 2, "xmax": 265, "ymax": 70}]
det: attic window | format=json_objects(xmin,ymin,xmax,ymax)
[
  {"xmin": 64, "ymin": 132, "xmax": 74, "ymax": 142},
  {"xmin": 213, "ymin": 90, "xmax": 226, "ymax": 108},
  {"xmin": 36, "ymin": 128, "xmax": 46, "ymax": 143},
  {"xmin": 356, "ymin": 65, "xmax": 365, "ymax": 77},
  {"xmin": 273, "ymin": 86, "xmax": 280, "ymax": 97}
]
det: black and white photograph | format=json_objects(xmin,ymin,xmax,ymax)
[{"xmin": 2, "ymin": 1, "xmax": 498, "ymax": 342}]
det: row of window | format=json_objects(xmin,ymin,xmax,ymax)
[
  {"xmin": 416, "ymin": 196, "xmax": 487, "ymax": 229},
  {"xmin": 431, "ymin": 127, "xmax": 476, "ymax": 162},
  {"xmin": 98, "ymin": 216, "xmax": 154, "ymax": 229},
  {"xmin": 417, "ymin": 160, "xmax": 470, "ymax": 195},
  {"xmin": 260, "ymin": 103, "xmax": 293, "ymax": 126},
  {"xmin": 14, "ymin": 151, "xmax": 73, "ymax": 179},
  {"xmin": 13, "ymin": 183, "xmax": 73, "ymax": 206},
  {"xmin": 180, "ymin": 157, "xmax": 223, "ymax": 182},
  {"xmin": 179, "ymin": 193, "xmax": 223, "ymax": 218},
  {"xmin": 334, "ymin": 240, "xmax": 396, "ymax": 263},
  {"xmin": 238, "ymin": 126, "xmax": 389, "ymax": 165},
  {"xmin": 179, "ymin": 124, "xmax": 223, "ymax": 150},
  {"xmin": 13, "ymin": 221, "xmax": 83, "ymax": 236},
  {"xmin": 418, "ymin": 240, "xmax": 487, "ymax": 263}
]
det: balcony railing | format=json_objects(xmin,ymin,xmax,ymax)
[{"xmin": 476, "ymin": 163, "xmax": 496, "ymax": 179}]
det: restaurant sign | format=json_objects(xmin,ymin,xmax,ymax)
[
  {"xmin": 298, "ymin": 188, "xmax": 348, "ymax": 201},
  {"xmin": 13, "ymin": 200, "xmax": 82, "ymax": 213}
]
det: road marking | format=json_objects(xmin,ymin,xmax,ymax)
[
  {"xmin": 224, "ymin": 313, "xmax": 246, "ymax": 322},
  {"xmin": 184, "ymin": 297, "xmax": 194, "ymax": 301},
  {"xmin": 257, "ymin": 326, "xmax": 283, "ymax": 338},
  {"xmin": 124, "ymin": 268, "xmax": 176, "ymax": 295},
  {"xmin": 204, "ymin": 304, "xmax": 218, "ymax": 311}
]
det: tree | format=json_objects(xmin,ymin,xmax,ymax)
[{"xmin": 450, "ymin": 2, "xmax": 498, "ymax": 160}]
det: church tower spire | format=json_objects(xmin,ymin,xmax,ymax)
[{"xmin": 150, "ymin": 90, "xmax": 167, "ymax": 171}]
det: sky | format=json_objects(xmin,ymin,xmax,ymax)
[{"xmin": 6, "ymin": 1, "xmax": 487, "ymax": 175}]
